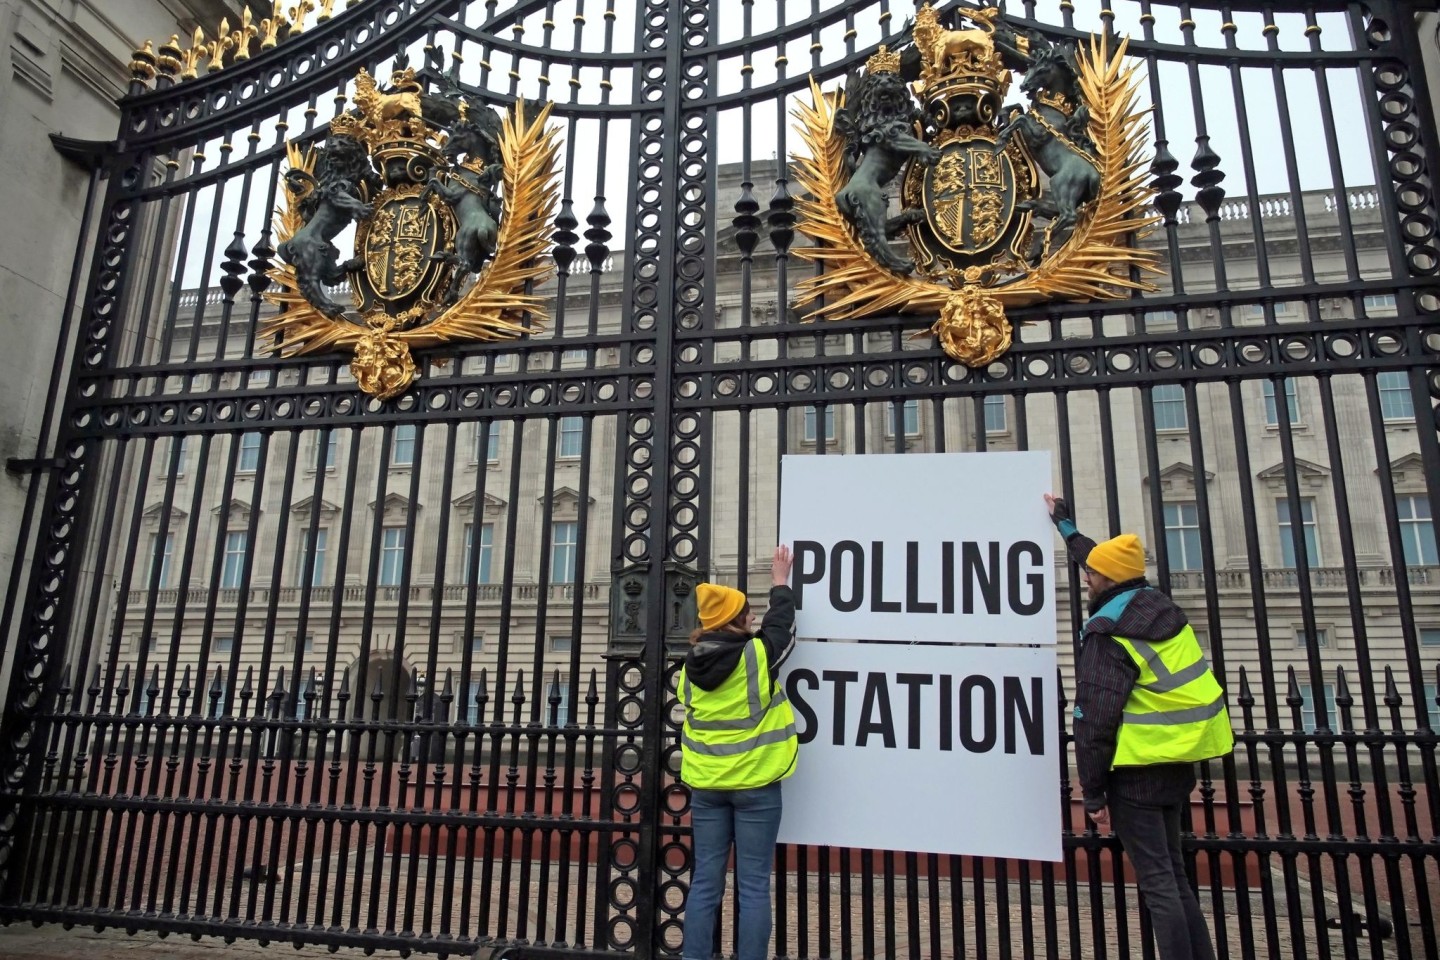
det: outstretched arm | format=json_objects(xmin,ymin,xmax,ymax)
[
  {"xmin": 758, "ymin": 546, "xmax": 796, "ymax": 676},
  {"xmin": 1043, "ymin": 494, "xmax": 1097, "ymax": 569}
]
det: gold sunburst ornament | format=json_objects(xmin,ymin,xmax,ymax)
[
  {"xmin": 792, "ymin": 5, "xmax": 1163, "ymax": 367},
  {"xmin": 262, "ymin": 65, "xmax": 562, "ymax": 400}
]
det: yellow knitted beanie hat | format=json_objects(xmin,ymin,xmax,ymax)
[
  {"xmin": 1087, "ymin": 534, "xmax": 1146, "ymax": 583},
  {"xmin": 696, "ymin": 583, "xmax": 748, "ymax": 631}
]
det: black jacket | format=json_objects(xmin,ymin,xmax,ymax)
[
  {"xmin": 683, "ymin": 586, "xmax": 796, "ymax": 691},
  {"xmin": 1054, "ymin": 511, "xmax": 1198, "ymax": 812}
]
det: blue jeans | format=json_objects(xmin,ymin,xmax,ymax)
[{"xmin": 684, "ymin": 781, "xmax": 783, "ymax": 960}]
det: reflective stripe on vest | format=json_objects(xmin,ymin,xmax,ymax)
[
  {"xmin": 680, "ymin": 641, "xmax": 789, "ymax": 732},
  {"xmin": 1109, "ymin": 624, "xmax": 1235, "ymax": 767},
  {"xmin": 678, "ymin": 637, "xmax": 798, "ymax": 790}
]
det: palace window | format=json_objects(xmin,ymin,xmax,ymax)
[
  {"xmin": 1152, "ymin": 384, "xmax": 1187, "ymax": 431},
  {"xmin": 1378, "ymin": 372, "xmax": 1414, "ymax": 422},
  {"xmin": 237, "ymin": 433, "xmax": 262, "ymax": 472},
  {"xmin": 1397, "ymin": 495, "xmax": 1437, "ymax": 566},
  {"xmin": 1162, "ymin": 503, "xmax": 1202, "ymax": 571},
  {"xmin": 551, "ymin": 521, "xmax": 578, "ymax": 583},
  {"xmin": 221, "ymin": 531, "xmax": 249, "ymax": 588},
  {"xmin": 983, "ymin": 395, "xmax": 1007, "ymax": 434},
  {"xmin": 150, "ymin": 533, "xmax": 174, "ymax": 587},
  {"xmin": 379, "ymin": 526, "xmax": 407, "ymax": 585},
  {"xmin": 1277, "ymin": 498, "xmax": 1319, "ymax": 568},
  {"xmin": 558, "ymin": 416, "xmax": 585, "ymax": 458},
  {"xmin": 803, "ymin": 406, "xmax": 836, "ymax": 443},
  {"xmin": 462, "ymin": 523, "xmax": 494, "ymax": 583},
  {"xmin": 392, "ymin": 425, "xmax": 416, "ymax": 466},
  {"xmin": 1262, "ymin": 379, "xmax": 1299, "ymax": 426}
]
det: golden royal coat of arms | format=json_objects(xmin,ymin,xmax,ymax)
[
  {"xmin": 263, "ymin": 62, "xmax": 562, "ymax": 399},
  {"xmin": 793, "ymin": 4, "xmax": 1163, "ymax": 366}
]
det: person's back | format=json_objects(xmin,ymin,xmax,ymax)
[
  {"xmin": 679, "ymin": 546, "xmax": 796, "ymax": 960},
  {"xmin": 1046, "ymin": 495, "xmax": 1232, "ymax": 960}
]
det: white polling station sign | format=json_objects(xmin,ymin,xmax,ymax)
[
  {"xmin": 778, "ymin": 452, "xmax": 1056, "ymax": 645},
  {"xmin": 775, "ymin": 640, "xmax": 1061, "ymax": 861},
  {"xmin": 775, "ymin": 452, "xmax": 1060, "ymax": 860}
]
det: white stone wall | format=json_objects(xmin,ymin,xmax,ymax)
[{"xmin": 0, "ymin": 0, "xmax": 240, "ymax": 693}]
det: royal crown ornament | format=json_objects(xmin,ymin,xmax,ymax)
[
  {"xmin": 262, "ymin": 59, "xmax": 562, "ymax": 401},
  {"xmin": 792, "ymin": 3, "xmax": 1163, "ymax": 367}
]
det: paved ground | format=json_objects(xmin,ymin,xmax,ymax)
[
  {"xmin": 0, "ymin": 853, "xmax": 1417, "ymax": 960},
  {"xmin": 0, "ymin": 923, "xmax": 408, "ymax": 959}
]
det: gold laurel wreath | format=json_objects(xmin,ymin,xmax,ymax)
[
  {"xmin": 261, "ymin": 100, "xmax": 562, "ymax": 383},
  {"xmin": 792, "ymin": 34, "xmax": 1162, "ymax": 363}
]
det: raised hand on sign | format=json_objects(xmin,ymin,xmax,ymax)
[
  {"xmin": 772, "ymin": 545, "xmax": 793, "ymax": 587},
  {"xmin": 1043, "ymin": 494, "xmax": 1071, "ymax": 525}
]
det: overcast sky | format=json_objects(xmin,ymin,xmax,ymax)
[{"xmin": 178, "ymin": 0, "xmax": 1376, "ymax": 289}]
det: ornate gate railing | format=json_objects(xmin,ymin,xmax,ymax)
[{"xmin": 0, "ymin": 1, "xmax": 1438, "ymax": 958}]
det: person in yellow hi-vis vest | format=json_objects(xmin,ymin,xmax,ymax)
[
  {"xmin": 1046, "ymin": 495, "xmax": 1233, "ymax": 960},
  {"xmin": 679, "ymin": 545, "xmax": 797, "ymax": 960}
]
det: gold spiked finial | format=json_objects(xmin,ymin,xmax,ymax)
[
  {"xmin": 231, "ymin": 7, "xmax": 259, "ymax": 61},
  {"xmin": 178, "ymin": 26, "xmax": 206, "ymax": 80},
  {"xmin": 205, "ymin": 19, "xmax": 235, "ymax": 73},
  {"xmin": 287, "ymin": 1, "xmax": 317, "ymax": 35},
  {"xmin": 260, "ymin": 1, "xmax": 288, "ymax": 50},
  {"xmin": 866, "ymin": 44, "xmax": 902, "ymax": 75}
]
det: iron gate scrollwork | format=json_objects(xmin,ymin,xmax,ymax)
[{"xmin": 1, "ymin": 1, "xmax": 1439, "ymax": 959}]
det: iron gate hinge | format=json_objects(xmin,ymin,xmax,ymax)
[{"xmin": 5, "ymin": 457, "xmax": 66, "ymax": 476}]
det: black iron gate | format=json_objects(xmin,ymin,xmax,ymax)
[{"xmin": 1, "ymin": 1, "xmax": 1439, "ymax": 957}]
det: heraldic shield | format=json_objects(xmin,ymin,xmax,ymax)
[
  {"xmin": 907, "ymin": 131, "xmax": 1037, "ymax": 271},
  {"xmin": 355, "ymin": 185, "xmax": 457, "ymax": 322},
  {"xmin": 262, "ymin": 57, "xmax": 561, "ymax": 401}
]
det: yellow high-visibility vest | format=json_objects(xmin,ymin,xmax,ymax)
[
  {"xmin": 679, "ymin": 637, "xmax": 797, "ymax": 790},
  {"xmin": 1111, "ymin": 623, "xmax": 1235, "ymax": 767}
]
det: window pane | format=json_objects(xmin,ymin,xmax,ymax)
[
  {"xmin": 547, "ymin": 678, "xmax": 572, "ymax": 726},
  {"xmin": 1277, "ymin": 498, "xmax": 1319, "ymax": 567},
  {"xmin": 1363, "ymin": 293, "xmax": 1397, "ymax": 314},
  {"xmin": 466, "ymin": 680, "xmax": 483, "ymax": 724},
  {"xmin": 150, "ymin": 533, "xmax": 174, "ymax": 587},
  {"xmin": 804, "ymin": 406, "xmax": 835, "ymax": 442},
  {"xmin": 380, "ymin": 527, "xmax": 406, "ymax": 585},
  {"xmin": 551, "ymin": 521, "xmax": 578, "ymax": 583},
  {"xmin": 1298, "ymin": 683, "xmax": 1336, "ymax": 733},
  {"xmin": 1262, "ymin": 380, "xmax": 1298, "ymax": 425},
  {"xmin": 162, "ymin": 437, "xmax": 188, "ymax": 476},
  {"xmin": 984, "ymin": 395, "xmax": 1006, "ymax": 434},
  {"xmin": 559, "ymin": 417, "xmax": 584, "ymax": 457},
  {"xmin": 317, "ymin": 432, "xmax": 338, "ymax": 469},
  {"xmin": 221, "ymin": 532, "xmax": 248, "ymax": 588},
  {"xmin": 884, "ymin": 400, "xmax": 920, "ymax": 437},
  {"xmin": 1398, "ymin": 495, "xmax": 1438, "ymax": 566},
  {"xmin": 1421, "ymin": 629, "xmax": 1440, "ymax": 646},
  {"xmin": 1162, "ymin": 502, "xmax": 1201, "ymax": 570},
  {"xmin": 1152, "ymin": 384, "xmax": 1187, "ymax": 431},
  {"xmin": 393, "ymin": 425, "xmax": 416, "ymax": 465},
  {"xmin": 298, "ymin": 528, "xmax": 327, "ymax": 586},
  {"xmin": 462, "ymin": 523, "xmax": 494, "ymax": 583},
  {"xmin": 1377, "ymin": 372, "xmax": 1414, "ymax": 421},
  {"xmin": 472, "ymin": 422, "xmax": 503, "ymax": 463},
  {"xmin": 237, "ymin": 433, "xmax": 261, "ymax": 472}
]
